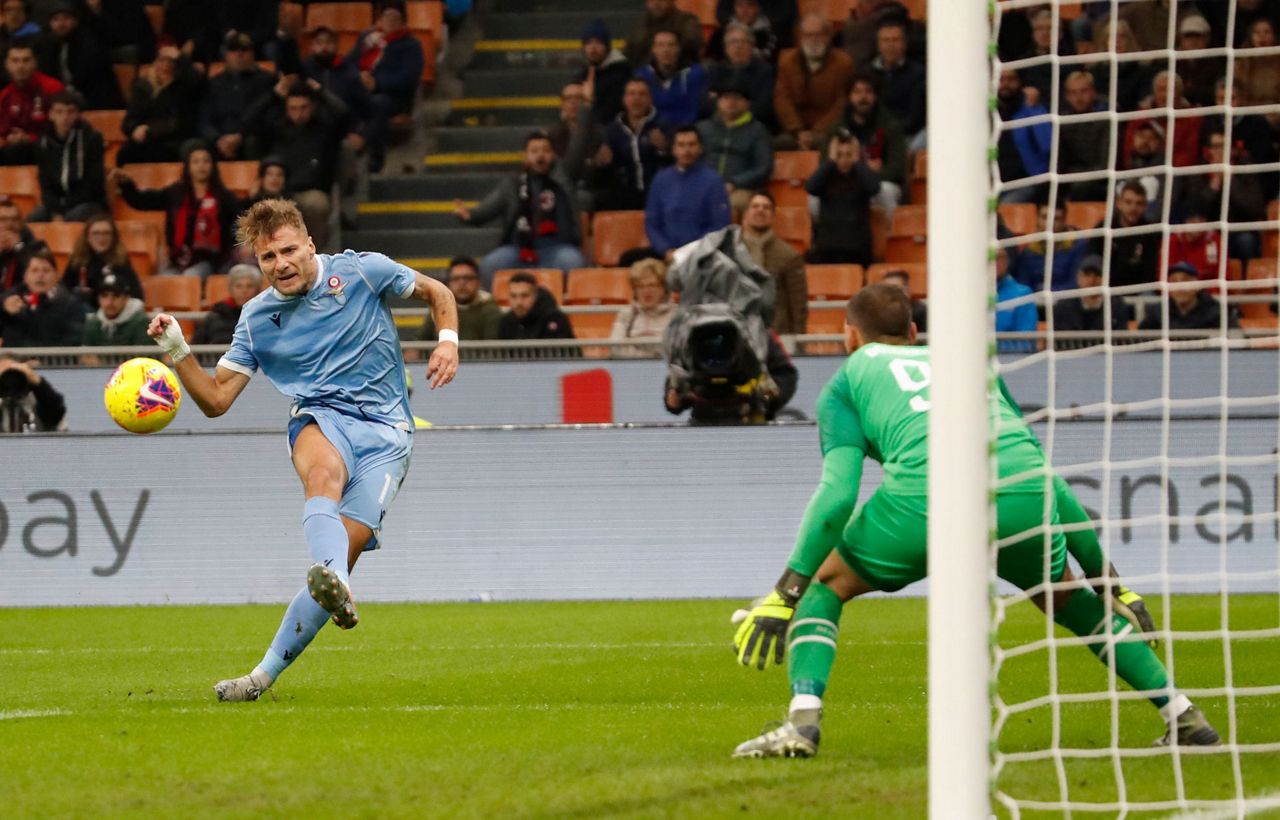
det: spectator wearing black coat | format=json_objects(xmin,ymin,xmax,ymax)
[
  {"xmin": 1051, "ymin": 256, "xmax": 1130, "ymax": 349},
  {"xmin": 805, "ymin": 129, "xmax": 880, "ymax": 265},
  {"xmin": 35, "ymin": 1, "xmax": 122, "ymax": 110},
  {"xmin": 574, "ymin": 20, "xmax": 631, "ymax": 125},
  {"xmin": 60, "ymin": 213, "xmax": 142, "ymax": 310},
  {"xmin": 81, "ymin": 0, "xmax": 156, "ymax": 65},
  {"xmin": 299, "ymin": 25, "xmax": 369, "ymax": 136},
  {"xmin": 863, "ymin": 18, "xmax": 925, "ymax": 145},
  {"xmin": 116, "ymin": 45, "xmax": 205, "ymax": 165},
  {"xmin": 246, "ymin": 79, "xmax": 348, "ymax": 251},
  {"xmin": 345, "ymin": 0, "xmax": 423, "ymax": 173},
  {"xmin": 110, "ymin": 140, "xmax": 245, "ymax": 278},
  {"xmin": 0, "ymin": 248, "xmax": 85, "ymax": 347},
  {"xmin": 706, "ymin": 21, "xmax": 776, "ymax": 129},
  {"xmin": 592, "ymin": 77, "xmax": 672, "ymax": 211},
  {"xmin": 31, "ymin": 90, "xmax": 105, "ymax": 221},
  {"xmin": 1139, "ymin": 263, "xmax": 1241, "ymax": 333},
  {"xmin": 707, "ymin": 0, "xmax": 779, "ymax": 65},
  {"xmin": 714, "ymin": 0, "xmax": 797, "ymax": 55},
  {"xmin": 498, "ymin": 272, "xmax": 576, "ymax": 341},
  {"xmin": 1091, "ymin": 181, "xmax": 1160, "ymax": 290},
  {"xmin": 199, "ymin": 31, "xmax": 276, "ymax": 161},
  {"xmin": 0, "ymin": 196, "xmax": 37, "ymax": 292}
]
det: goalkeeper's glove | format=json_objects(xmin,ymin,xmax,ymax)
[
  {"xmin": 1110, "ymin": 586, "xmax": 1159, "ymax": 650},
  {"xmin": 1091, "ymin": 565, "xmax": 1159, "ymax": 650},
  {"xmin": 153, "ymin": 315, "xmax": 190, "ymax": 364},
  {"xmin": 732, "ymin": 570, "xmax": 810, "ymax": 670}
]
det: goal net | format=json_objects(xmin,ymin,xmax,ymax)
[{"xmin": 981, "ymin": 0, "xmax": 1280, "ymax": 815}]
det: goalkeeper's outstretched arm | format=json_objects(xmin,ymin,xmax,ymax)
[{"xmin": 733, "ymin": 445, "xmax": 864, "ymax": 668}]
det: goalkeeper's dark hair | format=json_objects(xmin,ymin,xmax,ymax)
[{"xmin": 846, "ymin": 283, "xmax": 912, "ymax": 342}]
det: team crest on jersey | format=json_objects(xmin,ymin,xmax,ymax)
[{"xmin": 324, "ymin": 274, "xmax": 347, "ymax": 304}]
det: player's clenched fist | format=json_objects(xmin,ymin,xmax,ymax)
[
  {"xmin": 733, "ymin": 591, "xmax": 795, "ymax": 670},
  {"xmin": 148, "ymin": 313, "xmax": 190, "ymax": 363}
]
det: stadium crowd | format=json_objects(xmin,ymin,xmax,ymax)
[{"xmin": 0, "ymin": 0, "xmax": 1276, "ymax": 368}]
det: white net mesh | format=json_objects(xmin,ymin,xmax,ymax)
[{"xmin": 988, "ymin": 0, "xmax": 1280, "ymax": 814}]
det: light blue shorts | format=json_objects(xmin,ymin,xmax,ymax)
[{"xmin": 287, "ymin": 405, "xmax": 413, "ymax": 550}]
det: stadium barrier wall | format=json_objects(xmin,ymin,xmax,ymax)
[
  {"xmin": 26, "ymin": 349, "xmax": 1280, "ymax": 432},
  {"xmin": 0, "ymin": 419, "xmax": 1275, "ymax": 606}
]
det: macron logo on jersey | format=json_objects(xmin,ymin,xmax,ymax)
[{"xmin": 269, "ymin": 312, "xmax": 281, "ymax": 327}]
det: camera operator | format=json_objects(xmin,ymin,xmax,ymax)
[
  {"xmin": 0, "ymin": 358, "xmax": 67, "ymax": 433},
  {"xmin": 662, "ymin": 224, "xmax": 798, "ymax": 424}
]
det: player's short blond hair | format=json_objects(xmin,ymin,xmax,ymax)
[{"xmin": 235, "ymin": 198, "xmax": 308, "ymax": 248}]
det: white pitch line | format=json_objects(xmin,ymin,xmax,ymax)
[
  {"xmin": 1164, "ymin": 790, "xmax": 1280, "ymax": 819},
  {"xmin": 0, "ymin": 709, "xmax": 70, "ymax": 721}
]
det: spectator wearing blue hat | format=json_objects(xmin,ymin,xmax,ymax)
[{"xmin": 575, "ymin": 19, "xmax": 631, "ymax": 124}]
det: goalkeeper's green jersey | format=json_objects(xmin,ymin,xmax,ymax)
[{"xmin": 816, "ymin": 343, "xmax": 1045, "ymax": 495}]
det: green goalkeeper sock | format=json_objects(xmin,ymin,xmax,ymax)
[
  {"xmin": 789, "ymin": 581, "xmax": 844, "ymax": 698},
  {"xmin": 1053, "ymin": 587, "xmax": 1171, "ymax": 708}
]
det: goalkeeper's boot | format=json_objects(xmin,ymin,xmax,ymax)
[
  {"xmin": 1154, "ymin": 704, "xmax": 1222, "ymax": 748},
  {"xmin": 213, "ymin": 669, "xmax": 272, "ymax": 702},
  {"xmin": 732, "ymin": 708, "xmax": 822, "ymax": 759},
  {"xmin": 306, "ymin": 563, "xmax": 359, "ymax": 630}
]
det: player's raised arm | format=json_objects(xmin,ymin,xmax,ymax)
[
  {"xmin": 409, "ymin": 272, "xmax": 459, "ymax": 389},
  {"xmin": 147, "ymin": 313, "xmax": 250, "ymax": 417}
]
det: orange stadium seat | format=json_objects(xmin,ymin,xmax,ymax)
[
  {"xmin": 0, "ymin": 165, "xmax": 40, "ymax": 216},
  {"xmin": 569, "ymin": 311, "xmax": 618, "ymax": 338},
  {"xmin": 676, "ymin": 0, "xmax": 718, "ymax": 40},
  {"xmin": 204, "ymin": 274, "xmax": 229, "ymax": 307},
  {"xmin": 773, "ymin": 205, "xmax": 812, "ymax": 254},
  {"xmin": 805, "ymin": 264, "xmax": 863, "ymax": 300},
  {"xmin": 304, "ymin": 2, "xmax": 373, "ymax": 53},
  {"xmin": 885, "ymin": 204, "xmax": 927, "ymax": 263},
  {"xmin": 867, "ymin": 262, "xmax": 927, "ymax": 298},
  {"xmin": 492, "ymin": 268, "xmax": 565, "ymax": 306},
  {"xmin": 280, "ymin": 3, "xmax": 306, "ymax": 33},
  {"xmin": 219, "ymin": 161, "xmax": 260, "ymax": 199},
  {"xmin": 869, "ymin": 206, "xmax": 887, "ymax": 261},
  {"xmin": 804, "ymin": 306, "xmax": 848, "ymax": 354},
  {"xmin": 900, "ymin": 0, "xmax": 926, "ymax": 19},
  {"xmin": 565, "ymin": 268, "xmax": 632, "ymax": 305},
  {"xmin": 1066, "ymin": 201, "xmax": 1107, "ymax": 230},
  {"xmin": 143, "ymin": 275, "xmax": 202, "ymax": 311},
  {"xmin": 112, "ymin": 64, "xmax": 137, "ymax": 101},
  {"xmin": 1244, "ymin": 259, "xmax": 1278, "ymax": 320},
  {"xmin": 998, "ymin": 203, "xmax": 1038, "ymax": 236},
  {"xmin": 798, "ymin": 0, "xmax": 853, "ymax": 27},
  {"xmin": 27, "ymin": 222, "xmax": 83, "ymax": 271},
  {"xmin": 769, "ymin": 151, "xmax": 820, "ymax": 207},
  {"xmin": 117, "ymin": 220, "xmax": 163, "ymax": 278},
  {"xmin": 82, "ymin": 109, "xmax": 127, "ymax": 166},
  {"xmin": 909, "ymin": 149, "xmax": 927, "ymax": 204},
  {"xmin": 406, "ymin": 1, "xmax": 442, "ymax": 84},
  {"xmin": 143, "ymin": 5, "xmax": 163, "ymax": 36},
  {"xmin": 592, "ymin": 211, "xmax": 648, "ymax": 266},
  {"xmin": 111, "ymin": 163, "xmax": 181, "ymax": 234}
]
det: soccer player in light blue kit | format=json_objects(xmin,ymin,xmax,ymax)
[{"xmin": 146, "ymin": 199, "xmax": 460, "ymax": 701}]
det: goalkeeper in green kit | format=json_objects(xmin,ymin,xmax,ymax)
[{"xmin": 731, "ymin": 284, "xmax": 1221, "ymax": 758}]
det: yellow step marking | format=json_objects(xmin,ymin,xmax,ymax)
[
  {"xmin": 358, "ymin": 201, "xmax": 477, "ymax": 214},
  {"xmin": 423, "ymin": 151, "xmax": 523, "ymax": 166},
  {"xmin": 474, "ymin": 38, "xmax": 624, "ymax": 51},
  {"xmin": 451, "ymin": 96, "xmax": 559, "ymax": 110}
]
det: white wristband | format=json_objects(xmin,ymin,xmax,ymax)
[
  {"xmin": 155, "ymin": 318, "xmax": 191, "ymax": 364},
  {"xmin": 437, "ymin": 329, "xmax": 459, "ymax": 345}
]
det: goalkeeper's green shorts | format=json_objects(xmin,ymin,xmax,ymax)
[{"xmin": 836, "ymin": 485, "xmax": 1067, "ymax": 593}]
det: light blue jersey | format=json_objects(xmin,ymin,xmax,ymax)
[{"xmin": 218, "ymin": 251, "xmax": 417, "ymax": 431}]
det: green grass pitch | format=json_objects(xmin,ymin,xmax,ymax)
[{"xmin": 2, "ymin": 596, "xmax": 1278, "ymax": 818}]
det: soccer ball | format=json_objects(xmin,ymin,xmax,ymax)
[{"xmin": 104, "ymin": 357, "xmax": 182, "ymax": 434}]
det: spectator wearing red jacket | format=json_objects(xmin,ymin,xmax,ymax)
[{"xmin": 0, "ymin": 40, "xmax": 63, "ymax": 165}]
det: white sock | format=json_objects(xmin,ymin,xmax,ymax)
[
  {"xmin": 250, "ymin": 665, "xmax": 275, "ymax": 687},
  {"xmin": 1159, "ymin": 693, "xmax": 1192, "ymax": 722},
  {"xmin": 789, "ymin": 694, "xmax": 823, "ymax": 715}
]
